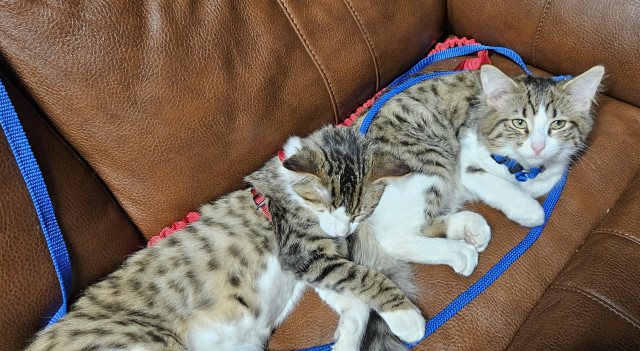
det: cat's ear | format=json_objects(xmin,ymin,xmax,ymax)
[
  {"xmin": 480, "ymin": 65, "xmax": 518, "ymax": 108},
  {"xmin": 560, "ymin": 65, "xmax": 605, "ymax": 111},
  {"xmin": 281, "ymin": 135, "xmax": 318, "ymax": 175},
  {"xmin": 371, "ymin": 153, "xmax": 411, "ymax": 182},
  {"xmin": 282, "ymin": 153, "xmax": 318, "ymax": 176},
  {"xmin": 282, "ymin": 136, "xmax": 303, "ymax": 159}
]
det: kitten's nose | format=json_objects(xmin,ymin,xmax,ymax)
[{"xmin": 531, "ymin": 141, "xmax": 546, "ymax": 155}]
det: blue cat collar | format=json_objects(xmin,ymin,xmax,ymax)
[{"xmin": 491, "ymin": 154, "xmax": 545, "ymax": 182}]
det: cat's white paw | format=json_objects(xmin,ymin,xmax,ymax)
[
  {"xmin": 447, "ymin": 211, "xmax": 492, "ymax": 252},
  {"xmin": 449, "ymin": 241, "xmax": 479, "ymax": 276},
  {"xmin": 504, "ymin": 198, "xmax": 545, "ymax": 227},
  {"xmin": 331, "ymin": 334, "xmax": 360, "ymax": 351},
  {"xmin": 379, "ymin": 308, "xmax": 426, "ymax": 344},
  {"xmin": 331, "ymin": 312, "xmax": 365, "ymax": 351}
]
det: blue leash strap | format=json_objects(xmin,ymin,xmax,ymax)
[
  {"xmin": 388, "ymin": 44, "xmax": 532, "ymax": 88},
  {"xmin": 360, "ymin": 44, "xmax": 567, "ymax": 136},
  {"xmin": 359, "ymin": 70, "xmax": 459, "ymax": 135},
  {"xmin": 0, "ymin": 78, "xmax": 71, "ymax": 326},
  {"xmin": 360, "ymin": 44, "xmax": 532, "ymax": 135}
]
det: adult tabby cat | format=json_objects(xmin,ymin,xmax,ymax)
[
  {"xmin": 25, "ymin": 126, "xmax": 425, "ymax": 351},
  {"xmin": 328, "ymin": 64, "xmax": 605, "ymax": 351}
]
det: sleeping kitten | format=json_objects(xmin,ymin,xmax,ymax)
[
  {"xmin": 330, "ymin": 64, "xmax": 604, "ymax": 351},
  {"xmin": 25, "ymin": 126, "xmax": 425, "ymax": 351}
]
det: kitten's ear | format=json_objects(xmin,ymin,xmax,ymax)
[
  {"xmin": 281, "ymin": 135, "xmax": 318, "ymax": 175},
  {"xmin": 371, "ymin": 153, "xmax": 411, "ymax": 182},
  {"xmin": 282, "ymin": 153, "xmax": 318, "ymax": 176},
  {"xmin": 561, "ymin": 65, "xmax": 605, "ymax": 110},
  {"xmin": 481, "ymin": 65, "xmax": 518, "ymax": 108},
  {"xmin": 282, "ymin": 136, "xmax": 303, "ymax": 159}
]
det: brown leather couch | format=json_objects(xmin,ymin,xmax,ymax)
[{"xmin": 1, "ymin": 1, "xmax": 639, "ymax": 350}]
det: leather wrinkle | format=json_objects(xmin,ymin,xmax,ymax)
[
  {"xmin": 276, "ymin": 0, "xmax": 339, "ymax": 123},
  {"xmin": 592, "ymin": 229, "xmax": 640, "ymax": 246},
  {"xmin": 342, "ymin": 0, "xmax": 380, "ymax": 91},
  {"xmin": 548, "ymin": 285, "xmax": 640, "ymax": 330},
  {"xmin": 531, "ymin": 0, "xmax": 553, "ymax": 66},
  {"xmin": 503, "ymin": 202, "xmax": 604, "ymax": 350}
]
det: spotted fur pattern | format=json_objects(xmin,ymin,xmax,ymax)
[{"xmin": 25, "ymin": 127, "xmax": 425, "ymax": 351}]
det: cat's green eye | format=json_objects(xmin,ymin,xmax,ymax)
[
  {"xmin": 512, "ymin": 119, "xmax": 527, "ymax": 129},
  {"xmin": 550, "ymin": 120, "xmax": 566, "ymax": 130}
]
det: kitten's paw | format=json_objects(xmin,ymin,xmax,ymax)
[
  {"xmin": 331, "ymin": 313, "xmax": 365, "ymax": 351},
  {"xmin": 450, "ymin": 241, "xmax": 479, "ymax": 276},
  {"xmin": 505, "ymin": 199, "xmax": 545, "ymax": 227},
  {"xmin": 379, "ymin": 308, "xmax": 426, "ymax": 344},
  {"xmin": 331, "ymin": 332, "xmax": 360, "ymax": 351},
  {"xmin": 447, "ymin": 211, "xmax": 492, "ymax": 252}
]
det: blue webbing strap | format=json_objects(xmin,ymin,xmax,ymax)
[
  {"xmin": 388, "ymin": 44, "xmax": 532, "ymax": 88},
  {"xmin": 360, "ymin": 44, "xmax": 534, "ymax": 136},
  {"xmin": 359, "ymin": 70, "xmax": 459, "ymax": 135},
  {"xmin": 0, "ymin": 78, "xmax": 71, "ymax": 326}
]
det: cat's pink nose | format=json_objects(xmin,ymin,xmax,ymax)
[{"xmin": 531, "ymin": 142, "xmax": 546, "ymax": 155}]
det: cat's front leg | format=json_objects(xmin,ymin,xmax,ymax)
[
  {"xmin": 377, "ymin": 233, "xmax": 478, "ymax": 276},
  {"xmin": 315, "ymin": 288, "xmax": 370, "ymax": 351},
  {"xmin": 301, "ymin": 257, "xmax": 425, "ymax": 344},
  {"xmin": 462, "ymin": 172, "xmax": 545, "ymax": 227}
]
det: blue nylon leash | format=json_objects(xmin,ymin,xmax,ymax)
[
  {"xmin": 360, "ymin": 44, "xmax": 535, "ymax": 135},
  {"xmin": 293, "ymin": 45, "xmax": 572, "ymax": 351},
  {"xmin": 0, "ymin": 78, "xmax": 71, "ymax": 326},
  {"xmin": 388, "ymin": 44, "xmax": 532, "ymax": 88},
  {"xmin": 359, "ymin": 70, "xmax": 459, "ymax": 135}
]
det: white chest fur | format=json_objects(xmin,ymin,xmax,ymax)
[{"xmin": 459, "ymin": 133, "xmax": 565, "ymax": 199}]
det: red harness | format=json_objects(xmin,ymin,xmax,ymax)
[{"xmin": 249, "ymin": 150, "xmax": 286, "ymax": 223}]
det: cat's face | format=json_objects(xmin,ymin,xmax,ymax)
[
  {"xmin": 280, "ymin": 127, "xmax": 409, "ymax": 238},
  {"xmin": 478, "ymin": 65, "xmax": 604, "ymax": 168}
]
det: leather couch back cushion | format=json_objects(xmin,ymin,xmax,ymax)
[
  {"xmin": 0, "ymin": 1, "xmax": 444, "ymax": 238},
  {"xmin": 448, "ymin": 0, "xmax": 640, "ymax": 107}
]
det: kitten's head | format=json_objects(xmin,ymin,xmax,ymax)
[
  {"xmin": 280, "ymin": 126, "xmax": 410, "ymax": 238},
  {"xmin": 478, "ymin": 65, "xmax": 604, "ymax": 168}
]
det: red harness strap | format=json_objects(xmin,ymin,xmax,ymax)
[
  {"xmin": 147, "ymin": 211, "xmax": 200, "ymax": 247},
  {"xmin": 250, "ymin": 187, "xmax": 272, "ymax": 223},
  {"xmin": 250, "ymin": 150, "xmax": 285, "ymax": 223}
]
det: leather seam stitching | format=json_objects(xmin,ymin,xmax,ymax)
[
  {"xmin": 276, "ymin": 0, "xmax": 339, "ymax": 123},
  {"xmin": 342, "ymin": 0, "xmax": 381, "ymax": 91},
  {"xmin": 531, "ymin": 0, "xmax": 552, "ymax": 66},
  {"xmin": 592, "ymin": 229, "xmax": 640, "ymax": 245},
  {"xmin": 549, "ymin": 285, "xmax": 640, "ymax": 330}
]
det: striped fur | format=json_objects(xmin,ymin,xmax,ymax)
[{"xmin": 25, "ymin": 126, "xmax": 424, "ymax": 351}]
